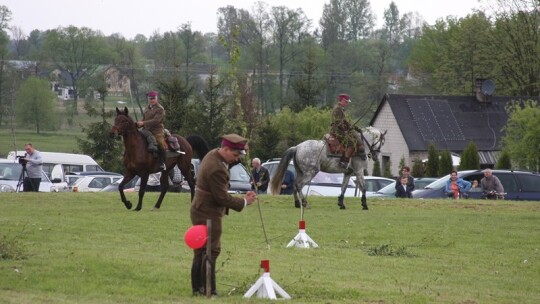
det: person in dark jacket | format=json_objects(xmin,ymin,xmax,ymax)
[
  {"xmin": 190, "ymin": 134, "xmax": 257, "ymax": 296},
  {"xmin": 280, "ymin": 169, "xmax": 295, "ymax": 195},
  {"xmin": 395, "ymin": 166, "xmax": 415, "ymax": 193},
  {"xmin": 250, "ymin": 157, "xmax": 270, "ymax": 194},
  {"xmin": 395, "ymin": 176, "xmax": 413, "ymax": 198}
]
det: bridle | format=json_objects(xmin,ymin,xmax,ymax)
[
  {"xmin": 111, "ymin": 114, "xmax": 135, "ymax": 138},
  {"xmin": 360, "ymin": 129, "xmax": 386, "ymax": 160}
]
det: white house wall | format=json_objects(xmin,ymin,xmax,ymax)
[{"xmin": 370, "ymin": 101, "xmax": 409, "ymax": 176}]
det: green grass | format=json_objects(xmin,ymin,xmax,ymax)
[{"xmin": 1, "ymin": 194, "xmax": 539, "ymax": 303}]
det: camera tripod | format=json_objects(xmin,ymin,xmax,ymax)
[{"xmin": 16, "ymin": 164, "xmax": 36, "ymax": 192}]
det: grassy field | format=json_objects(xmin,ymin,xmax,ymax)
[{"xmin": 1, "ymin": 193, "xmax": 539, "ymax": 303}]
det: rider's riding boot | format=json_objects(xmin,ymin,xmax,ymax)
[
  {"xmin": 158, "ymin": 149, "xmax": 166, "ymax": 171},
  {"xmin": 339, "ymin": 156, "xmax": 349, "ymax": 169}
]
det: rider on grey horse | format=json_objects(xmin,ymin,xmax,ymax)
[{"xmin": 329, "ymin": 93, "xmax": 364, "ymax": 169}]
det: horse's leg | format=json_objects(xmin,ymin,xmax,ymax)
[
  {"xmin": 135, "ymin": 175, "xmax": 149, "ymax": 211},
  {"xmin": 361, "ymin": 190, "xmax": 368, "ymax": 210},
  {"xmin": 119, "ymin": 173, "xmax": 135, "ymax": 210},
  {"xmin": 337, "ymin": 173, "xmax": 352, "ymax": 210},
  {"xmin": 153, "ymin": 169, "xmax": 170, "ymax": 210},
  {"xmin": 177, "ymin": 158, "xmax": 196, "ymax": 201},
  {"xmin": 354, "ymin": 166, "xmax": 369, "ymax": 210}
]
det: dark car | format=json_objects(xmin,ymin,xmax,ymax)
[{"xmin": 412, "ymin": 170, "xmax": 540, "ymax": 200}]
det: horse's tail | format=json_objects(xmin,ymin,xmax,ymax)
[
  {"xmin": 187, "ymin": 135, "xmax": 210, "ymax": 160},
  {"xmin": 269, "ymin": 147, "xmax": 296, "ymax": 195}
]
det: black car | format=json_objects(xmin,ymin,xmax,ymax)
[{"xmin": 412, "ymin": 170, "xmax": 540, "ymax": 200}]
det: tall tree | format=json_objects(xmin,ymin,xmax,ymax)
[
  {"xmin": 459, "ymin": 141, "xmax": 480, "ymax": 170},
  {"xmin": 438, "ymin": 150, "xmax": 453, "ymax": 176},
  {"xmin": 501, "ymin": 100, "xmax": 540, "ymax": 172},
  {"xmin": 43, "ymin": 26, "xmax": 107, "ymax": 116},
  {"xmin": 15, "ymin": 76, "xmax": 57, "ymax": 133},
  {"xmin": 0, "ymin": 5, "xmax": 12, "ymax": 127},
  {"xmin": 488, "ymin": 0, "xmax": 540, "ymax": 95},
  {"xmin": 426, "ymin": 143, "xmax": 439, "ymax": 177}
]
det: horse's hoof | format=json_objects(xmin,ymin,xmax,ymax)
[
  {"xmin": 339, "ymin": 205, "xmax": 346, "ymax": 210},
  {"xmin": 125, "ymin": 201, "xmax": 132, "ymax": 210},
  {"xmin": 302, "ymin": 202, "xmax": 311, "ymax": 209},
  {"xmin": 133, "ymin": 207, "xmax": 142, "ymax": 212},
  {"xmin": 362, "ymin": 206, "xmax": 369, "ymax": 210}
]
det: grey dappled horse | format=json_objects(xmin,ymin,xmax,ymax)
[{"xmin": 269, "ymin": 127, "xmax": 386, "ymax": 210}]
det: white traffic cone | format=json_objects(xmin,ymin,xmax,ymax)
[
  {"xmin": 287, "ymin": 220, "xmax": 319, "ymax": 248},
  {"xmin": 243, "ymin": 260, "xmax": 291, "ymax": 300}
]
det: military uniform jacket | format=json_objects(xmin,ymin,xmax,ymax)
[
  {"xmin": 142, "ymin": 104, "xmax": 165, "ymax": 135},
  {"xmin": 191, "ymin": 149, "xmax": 245, "ymax": 224}
]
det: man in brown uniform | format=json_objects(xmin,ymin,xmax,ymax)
[
  {"xmin": 136, "ymin": 90, "xmax": 166, "ymax": 170},
  {"xmin": 190, "ymin": 134, "xmax": 257, "ymax": 296},
  {"xmin": 330, "ymin": 93, "xmax": 359, "ymax": 169}
]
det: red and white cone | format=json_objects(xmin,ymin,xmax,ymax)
[
  {"xmin": 287, "ymin": 220, "xmax": 319, "ymax": 248},
  {"xmin": 243, "ymin": 260, "xmax": 291, "ymax": 300}
]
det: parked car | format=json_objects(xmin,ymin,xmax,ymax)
[
  {"xmin": 0, "ymin": 159, "xmax": 60, "ymax": 192},
  {"xmin": 100, "ymin": 176, "xmax": 140, "ymax": 192},
  {"xmin": 368, "ymin": 177, "xmax": 438, "ymax": 198},
  {"xmin": 261, "ymin": 159, "xmax": 393, "ymax": 196},
  {"xmin": 70, "ymin": 175, "xmax": 122, "ymax": 192},
  {"xmin": 412, "ymin": 170, "xmax": 540, "ymax": 200},
  {"xmin": 302, "ymin": 172, "xmax": 393, "ymax": 197}
]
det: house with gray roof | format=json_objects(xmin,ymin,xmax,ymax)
[{"xmin": 367, "ymin": 92, "xmax": 535, "ymax": 177}]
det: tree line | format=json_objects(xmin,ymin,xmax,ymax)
[{"xmin": 0, "ymin": 0, "xmax": 538, "ymax": 173}]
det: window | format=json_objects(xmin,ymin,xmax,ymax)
[
  {"xmin": 497, "ymin": 174, "xmax": 517, "ymax": 193},
  {"xmin": 516, "ymin": 174, "xmax": 540, "ymax": 192}
]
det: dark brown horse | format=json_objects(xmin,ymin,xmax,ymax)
[{"xmin": 110, "ymin": 107, "xmax": 209, "ymax": 211}]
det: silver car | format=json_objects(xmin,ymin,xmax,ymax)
[{"xmin": 0, "ymin": 159, "xmax": 59, "ymax": 192}]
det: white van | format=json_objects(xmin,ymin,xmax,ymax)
[{"xmin": 7, "ymin": 151, "xmax": 104, "ymax": 190}]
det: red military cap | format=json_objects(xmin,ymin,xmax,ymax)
[
  {"xmin": 221, "ymin": 134, "xmax": 248, "ymax": 155},
  {"xmin": 338, "ymin": 93, "xmax": 351, "ymax": 103},
  {"xmin": 147, "ymin": 90, "xmax": 158, "ymax": 98}
]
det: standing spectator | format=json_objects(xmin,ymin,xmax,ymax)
[
  {"xmin": 395, "ymin": 176, "xmax": 413, "ymax": 198},
  {"xmin": 480, "ymin": 169, "xmax": 505, "ymax": 199},
  {"xmin": 280, "ymin": 169, "xmax": 295, "ymax": 195},
  {"xmin": 190, "ymin": 134, "xmax": 257, "ymax": 296},
  {"xmin": 445, "ymin": 170, "xmax": 471, "ymax": 199},
  {"xmin": 250, "ymin": 158, "xmax": 270, "ymax": 194},
  {"xmin": 145, "ymin": 173, "xmax": 161, "ymax": 192},
  {"xmin": 22, "ymin": 143, "xmax": 43, "ymax": 192},
  {"xmin": 395, "ymin": 166, "xmax": 415, "ymax": 192}
]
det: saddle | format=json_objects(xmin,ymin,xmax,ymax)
[
  {"xmin": 324, "ymin": 133, "xmax": 365, "ymax": 160},
  {"xmin": 139, "ymin": 129, "xmax": 183, "ymax": 154}
]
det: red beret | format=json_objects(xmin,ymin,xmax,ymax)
[
  {"xmin": 221, "ymin": 134, "xmax": 248, "ymax": 155},
  {"xmin": 147, "ymin": 90, "xmax": 158, "ymax": 98},
  {"xmin": 338, "ymin": 93, "xmax": 351, "ymax": 103}
]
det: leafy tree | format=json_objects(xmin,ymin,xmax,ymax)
[
  {"xmin": 189, "ymin": 68, "xmax": 227, "ymax": 148},
  {"xmin": 459, "ymin": 141, "xmax": 480, "ymax": 170},
  {"xmin": 495, "ymin": 150, "xmax": 512, "ymax": 170},
  {"xmin": 411, "ymin": 158, "xmax": 424, "ymax": 177},
  {"xmin": 0, "ymin": 5, "xmax": 12, "ymax": 127},
  {"xmin": 383, "ymin": 158, "xmax": 392, "ymax": 178},
  {"xmin": 501, "ymin": 100, "xmax": 540, "ymax": 171},
  {"xmin": 291, "ymin": 44, "xmax": 324, "ymax": 111},
  {"xmin": 43, "ymin": 26, "xmax": 108, "ymax": 117},
  {"xmin": 372, "ymin": 158, "xmax": 381, "ymax": 176},
  {"xmin": 250, "ymin": 118, "xmax": 281, "ymax": 161},
  {"xmin": 77, "ymin": 92, "xmax": 123, "ymax": 173},
  {"xmin": 398, "ymin": 155, "xmax": 406, "ymax": 170},
  {"xmin": 156, "ymin": 77, "xmax": 193, "ymax": 134},
  {"xmin": 488, "ymin": 1, "xmax": 540, "ymax": 96},
  {"xmin": 15, "ymin": 76, "xmax": 57, "ymax": 133},
  {"xmin": 425, "ymin": 143, "xmax": 439, "ymax": 177},
  {"xmin": 438, "ymin": 150, "xmax": 453, "ymax": 176}
]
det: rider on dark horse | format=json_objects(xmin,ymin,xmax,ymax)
[
  {"xmin": 136, "ymin": 90, "xmax": 168, "ymax": 171},
  {"xmin": 330, "ymin": 93, "xmax": 362, "ymax": 169}
]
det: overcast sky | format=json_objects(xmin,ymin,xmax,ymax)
[{"xmin": 4, "ymin": 0, "xmax": 483, "ymax": 39}]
